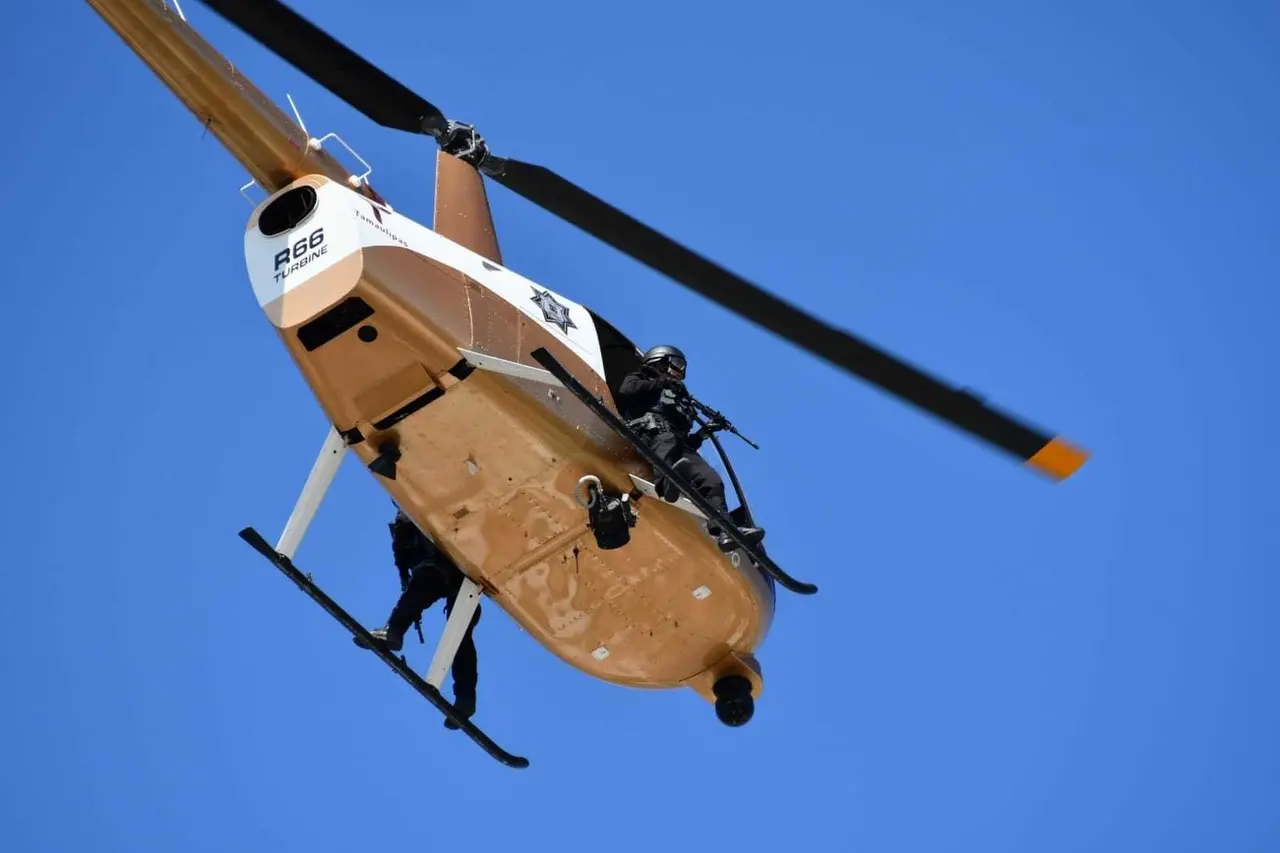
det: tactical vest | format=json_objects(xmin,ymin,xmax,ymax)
[
  {"xmin": 633, "ymin": 385, "xmax": 696, "ymax": 436},
  {"xmin": 390, "ymin": 511, "xmax": 440, "ymax": 570}
]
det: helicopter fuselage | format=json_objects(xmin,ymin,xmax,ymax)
[
  {"xmin": 245, "ymin": 169, "xmax": 776, "ymax": 699},
  {"xmin": 83, "ymin": 0, "xmax": 774, "ymax": 706}
]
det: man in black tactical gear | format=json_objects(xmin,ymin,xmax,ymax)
[
  {"xmin": 354, "ymin": 507, "xmax": 480, "ymax": 728},
  {"xmin": 616, "ymin": 345, "xmax": 765, "ymax": 552}
]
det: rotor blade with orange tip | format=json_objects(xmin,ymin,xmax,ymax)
[
  {"xmin": 488, "ymin": 160, "xmax": 1090, "ymax": 479},
  {"xmin": 192, "ymin": 0, "xmax": 1090, "ymax": 480},
  {"xmin": 1025, "ymin": 437, "xmax": 1091, "ymax": 481}
]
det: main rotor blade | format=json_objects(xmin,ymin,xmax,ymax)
[
  {"xmin": 196, "ymin": 0, "xmax": 446, "ymax": 134},
  {"xmin": 488, "ymin": 160, "xmax": 1088, "ymax": 481},
  {"xmin": 192, "ymin": 0, "xmax": 1088, "ymax": 481}
]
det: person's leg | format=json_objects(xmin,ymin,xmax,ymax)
[
  {"xmin": 675, "ymin": 449, "xmax": 766, "ymax": 551},
  {"xmin": 354, "ymin": 563, "xmax": 444, "ymax": 651},
  {"xmin": 387, "ymin": 565, "xmax": 443, "ymax": 638},
  {"xmin": 644, "ymin": 431, "xmax": 696, "ymax": 503},
  {"xmin": 442, "ymin": 600, "xmax": 481, "ymax": 729},
  {"xmin": 674, "ymin": 449, "xmax": 728, "ymax": 515},
  {"xmin": 642, "ymin": 432, "xmax": 765, "ymax": 551}
]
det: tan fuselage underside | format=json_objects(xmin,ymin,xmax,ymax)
[{"xmin": 86, "ymin": 0, "xmax": 773, "ymax": 701}]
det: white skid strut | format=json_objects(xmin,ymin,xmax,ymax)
[
  {"xmin": 425, "ymin": 576, "xmax": 482, "ymax": 689},
  {"xmin": 276, "ymin": 426, "xmax": 347, "ymax": 559},
  {"xmin": 269, "ymin": 424, "xmax": 481, "ymax": 689}
]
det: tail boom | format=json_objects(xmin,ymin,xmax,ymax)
[{"xmin": 85, "ymin": 0, "xmax": 372, "ymax": 196}]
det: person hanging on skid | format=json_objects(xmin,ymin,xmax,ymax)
[
  {"xmin": 616, "ymin": 345, "xmax": 765, "ymax": 552},
  {"xmin": 353, "ymin": 506, "xmax": 480, "ymax": 728}
]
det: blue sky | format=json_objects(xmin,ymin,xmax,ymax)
[{"xmin": 2, "ymin": 0, "xmax": 1278, "ymax": 850}]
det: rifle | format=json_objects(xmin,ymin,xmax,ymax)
[{"xmin": 688, "ymin": 396, "xmax": 760, "ymax": 450}]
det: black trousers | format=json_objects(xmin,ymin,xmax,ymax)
[
  {"xmin": 388, "ymin": 563, "xmax": 480, "ymax": 698},
  {"xmin": 642, "ymin": 430, "xmax": 728, "ymax": 516}
]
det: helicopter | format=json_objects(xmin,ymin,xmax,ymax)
[{"xmin": 84, "ymin": 0, "xmax": 1090, "ymax": 769}]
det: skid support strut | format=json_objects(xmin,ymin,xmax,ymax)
[
  {"xmin": 426, "ymin": 577, "xmax": 482, "ymax": 689},
  {"xmin": 236, "ymin": 427, "xmax": 529, "ymax": 769},
  {"xmin": 276, "ymin": 426, "xmax": 346, "ymax": 559}
]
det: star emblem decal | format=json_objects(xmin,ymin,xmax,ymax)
[{"xmin": 530, "ymin": 287, "xmax": 577, "ymax": 334}]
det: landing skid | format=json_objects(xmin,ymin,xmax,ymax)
[
  {"xmin": 237, "ymin": 529, "xmax": 528, "ymax": 768},
  {"xmin": 236, "ymin": 426, "xmax": 529, "ymax": 769},
  {"xmin": 529, "ymin": 348, "xmax": 818, "ymax": 596}
]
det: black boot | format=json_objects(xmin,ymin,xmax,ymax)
[
  {"xmin": 718, "ymin": 526, "xmax": 765, "ymax": 553},
  {"xmin": 666, "ymin": 458, "xmax": 699, "ymax": 501},
  {"xmin": 352, "ymin": 624, "xmax": 405, "ymax": 651},
  {"xmin": 654, "ymin": 475, "xmax": 681, "ymax": 503},
  {"xmin": 444, "ymin": 690, "xmax": 476, "ymax": 730}
]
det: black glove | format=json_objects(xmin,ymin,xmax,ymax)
[{"xmin": 689, "ymin": 416, "xmax": 727, "ymax": 449}]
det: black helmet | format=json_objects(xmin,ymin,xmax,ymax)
[{"xmin": 641, "ymin": 344, "xmax": 687, "ymax": 377}]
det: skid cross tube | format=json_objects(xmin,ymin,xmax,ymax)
[
  {"xmin": 529, "ymin": 348, "xmax": 817, "ymax": 595},
  {"xmin": 238, "ymin": 527, "xmax": 530, "ymax": 769}
]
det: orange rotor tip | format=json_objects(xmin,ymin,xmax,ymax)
[{"xmin": 1026, "ymin": 437, "xmax": 1091, "ymax": 481}]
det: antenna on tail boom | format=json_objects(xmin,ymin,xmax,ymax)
[{"xmin": 238, "ymin": 92, "xmax": 385, "ymax": 207}]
